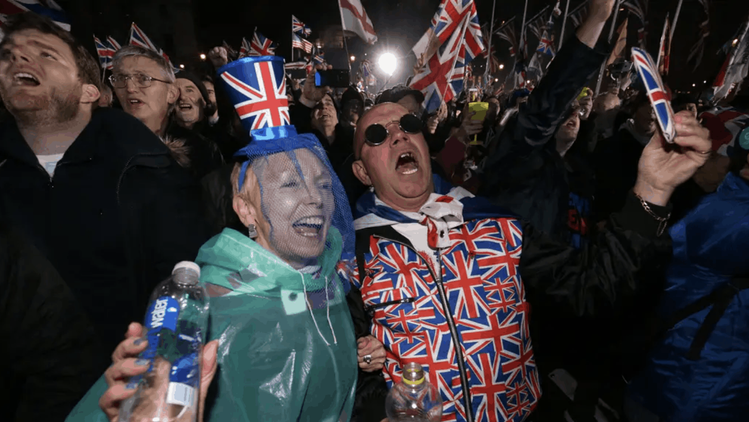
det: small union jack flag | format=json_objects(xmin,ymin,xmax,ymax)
[
  {"xmin": 106, "ymin": 36, "xmax": 121, "ymax": 51},
  {"xmin": 129, "ymin": 22, "xmax": 158, "ymax": 52},
  {"xmin": 313, "ymin": 49, "xmax": 325, "ymax": 65},
  {"xmin": 536, "ymin": 30, "xmax": 555, "ymax": 56},
  {"xmin": 292, "ymin": 15, "xmax": 312, "ymax": 37},
  {"xmin": 249, "ymin": 30, "xmax": 277, "ymax": 56},
  {"xmin": 93, "ymin": 35, "xmax": 114, "ymax": 70},
  {"xmin": 219, "ymin": 59, "xmax": 290, "ymax": 131},
  {"xmin": 238, "ymin": 37, "xmax": 250, "ymax": 59},
  {"xmin": 632, "ymin": 47, "xmax": 676, "ymax": 143}
]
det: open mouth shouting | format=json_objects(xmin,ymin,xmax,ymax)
[
  {"xmin": 13, "ymin": 72, "xmax": 40, "ymax": 87},
  {"xmin": 178, "ymin": 102, "xmax": 193, "ymax": 112},
  {"xmin": 292, "ymin": 215, "xmax": 326, "ymax": 238},
  {"xmin": 395, "ymin": 151, "xmax": 419, "ymax": 175}
]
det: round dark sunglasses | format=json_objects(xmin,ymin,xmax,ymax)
[{"xmin": 364, "ymin": 114, "xmax": 423, "ymax": 147}]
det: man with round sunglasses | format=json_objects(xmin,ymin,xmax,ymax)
[{"xmin": 344, "ymin": 2, "xmax": 714, "ymax": 422}]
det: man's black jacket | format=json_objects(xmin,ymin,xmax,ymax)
[
  {"xmin": 480, "ymin": 36, "xmax": 605, "ymax": 236},
  {"xmin": 0, "ymin": 223, "xmax": 99, "ymax": 421},
  {"xmin": 0, "ymin": 108, "xmax": 211, "ymax": 374}
]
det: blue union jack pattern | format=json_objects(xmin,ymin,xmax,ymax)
[
  {"xmin": 220, "ymin": 60, "xmax": 290, "ymax": 130},
  {"xmin": 250, "ymin": 30, "xmax": 277, "ymax": 56},
  {"xmin": 128, "ymin": 22, "xmax": 157, "ymax": 51},
  {"xmin": 354, "ymin": 217, "xmax": 540, "ymax": 422},
  {"xmin": 93, "ymin": 35, "xmax": 114, "ymax": 70},
  {"xmin": 632, "ymin": 47, "xmax": 675, "ymax": 143}
]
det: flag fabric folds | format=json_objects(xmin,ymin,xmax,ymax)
[
  {"xmin": 712, "ymin": 15, "xmax": 749, "ymax": 103},
  {"xmin": 496, "ymin": 17, "xmax": 518, "ymax": 57},
  {"xmin": 291, "ymin": 33, "xmax": 313, "ymax": 54},
  {"xmin": 412, "ymin": 0, "xmax": 484, "ymax": 65},
  {"xmin": 239, "ymin": 37, "xmax": 250, "ymax": 59},
  {"xmin": 607, "ymin": 17, "xmax": 629, "ymax": 66},
  {"xmin": 338, "ymin": 0, "xmax": 377, "ymax": 45},
  {"xmin": 687, "ymin": 0, "xmax": 710, "ymax": 71},
  {"xmin": 657, "ymin": 14, "xmax": 671, "ymax": 75},
  {"xmin": 250, "ymin": 30, "xmax": 277, "ymax": 56},
  {"xmin": 292, "ymin": 15, "xmax": 312, "ymax": 37},
  {"xmin": 410, "ymin": 7, "xmax": 479, "ymax": 113},
  {"xmin": 129, "ymin": 22, "xmax": 158, "ymax": 51},
  {"xmin": 107, "ymin": 35, "xmax": 121, "ymax": 51},
  {"xmin": 93, "ymin": 35, "xmax": 114, "ymax": 70}
]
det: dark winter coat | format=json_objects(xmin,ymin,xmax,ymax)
[{"xmin": 0, "ymin": 108, "xmax": 212, "ymax": 375}]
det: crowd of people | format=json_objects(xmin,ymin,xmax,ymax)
[{"xmin": 1, "ymin": 0, "xmax": 748, "ymax": 421}]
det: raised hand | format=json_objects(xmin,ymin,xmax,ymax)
[
  {"xmin": 634, "ymin": 110, "xmax": 712, "ymax": 206},
  {"xmin": 299, "ymin": 64, "xmax": 332, "ymax": 108},
  {"xmin": 208, "ymin": 46, "xmax": 229, "ymax": 70}
]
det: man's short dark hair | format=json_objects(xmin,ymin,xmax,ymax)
[{"xmin": 1, "ymin": 13, "xmax": 101, "ymax": 93}]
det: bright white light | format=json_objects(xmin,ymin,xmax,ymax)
[
  {"xmin": 703, "ymin": 80, "xmax": 707, "ymax": 83},
  {"xmin": 733, "ymin": 39, "xmax": 739, "ymax": 46},
  {"xmin": 499, "ymin": 64, "xmax": 504, "ymax": 70},
  {"xmin": 179, "ymin": 64, "xmax": 185, "ymax": 69},
  {"xmin": 350, "ymin": 55, "xmax": 356, "ymax": 61},
  {"xmin": 692, "ymin": 83, "xmax": 696, "ymax": 87},
  {"xmin": 199, "ymin": 54, "xmax": 206, "ymax": 60},
  {"xmin": 494, "ymin": 78, "xmax": 499, "ymax": 82},
  {"xmin": 379, "ymin": 53, "xmax": 397, "ymax": 76}
]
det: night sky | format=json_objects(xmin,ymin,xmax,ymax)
[
  {"xmin": 191, "ymin": 0, "xmax": 748, "ymax": 91},
  {"xmin": 66, "ymin": 0, "xmax": 749, "ymax": 91}
]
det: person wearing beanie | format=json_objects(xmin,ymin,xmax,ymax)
[
  {"xmin": 340, "ymin": 85, "xmax": 364, "ymax": 127},
  {"xmin": 174, "ymin": 71, "xmax": 217, "ymax": 131}
]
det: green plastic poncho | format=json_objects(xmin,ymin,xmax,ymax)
[{"xmin": 66, "ymin": 227, "xmax": 357, "ymax": 422}]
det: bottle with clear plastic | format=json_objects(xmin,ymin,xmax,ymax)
[
  {"xmin": 119, "ymin": 261, "xmax": 209, "ymax": 422},
  {"xmin": 385, "ymin": 362, "xmax": 442, "ymax": 422}
]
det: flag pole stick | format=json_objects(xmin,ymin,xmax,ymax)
[
  {"xmin": 291, "ymin": 16, "xmax": 294, "ymax": 62},
  {"xmin": 669, "ymin": 0, "xmax": 684, "ymax": 45},
  {"xmin": 483, "ymin": 0, "xmax": 498, "ymax": 89},
  {"xmin": 595, "ymin": 0, "xmax": 622, "ymax": 95},
  {"xmin": 337, "ymin": 0, "xmax": 353, "ymax": 75},
  {"xmin": 558, "ymin": 0, "xmax": 571, "ymax": 50},
  {"xmin": 515, "ymin": 0, "xmax": 529, "ymax": 90}
]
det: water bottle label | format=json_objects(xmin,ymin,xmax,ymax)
[
  {"xmin": 127, "ymin": 296, "xmax": 181, "ymax": 388},
  {"xmin": 166, "ymin": 381, "xmax": 195, "ymax": 408},
  {"xmin": 148, "ymin": 296, "xmax": 180, "ymax": 331}
]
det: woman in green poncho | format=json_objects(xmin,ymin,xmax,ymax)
[{"xmin": 67, "ymin": 120, "xmax": 359, "ymax": 421}]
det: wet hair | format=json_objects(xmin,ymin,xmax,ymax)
[
  {"xmin": 0, "ymin": 13, "xmax": 101, "ymax": 93},
  {"xmin": 112, "ymin": 45, "xmax": 176, "ymax": 83}
]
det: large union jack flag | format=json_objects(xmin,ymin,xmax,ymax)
[
  {"xmin": 220, "ymin": 60, "xmax": 290, "ymax": 130},
  {"xmin": 632, "ymin": 47, "xmax": 676, "ymax": 143},
  {"xmin": 356, "ymin": 216, "xmax": 540, "ymax": 422},
  {"xmin": 249, "ymin": 30, "xmax": 277, "ymax": 56}
]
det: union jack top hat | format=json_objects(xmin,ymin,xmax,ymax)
[{"xmin": 217, "ymin": 56, "xmax": 292, "ymax": 140}]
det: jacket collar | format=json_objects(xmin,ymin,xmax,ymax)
[
  {"xmin": 353, "ymin": 174, "xmax": 516, "ymax": 230},
  {"xmin": 0, "ymin": 108, "xmax": 171, "ymax": 169}
]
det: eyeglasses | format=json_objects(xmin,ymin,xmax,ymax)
[
  {"xmin": 364, "ymin": 114, "xmax": 422, "ymax": 147},
  {"xmin": 109, "ymin": 73, "xmax": 170, "ymax": 89}
]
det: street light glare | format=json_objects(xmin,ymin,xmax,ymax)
[
  {"xmin": 179, "ymin": 64, "xmax": 185, "ymax": 69},
  {"xmin": 379, "ymin": 53, "xmax": 397, "ymax": 76},
  {"xmin": 199, "ymin": 54, "xmax": 206, "ymax": 60},
  {"xmin": 350, "ymin": 55, "xmax": 356, "ymax": 61},
  {"xmin": 499, "ymin": 64, "xmax": 504, "ymax": 70}
]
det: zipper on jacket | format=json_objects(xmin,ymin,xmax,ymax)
[
  {"xmin": 372, "ymin": 235, "xmax": 475, "ymax": 422},
  {"xmin": 365, "ymin": 297, "xmax": 415, "ymax": 318}
]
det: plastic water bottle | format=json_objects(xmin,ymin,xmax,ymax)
[
  {"xmin": 119, "ymin": 261, "xmax": 209, "ymax": 422},
  {"xmin": 385, "ymin": 362, "xmax": 442, "ymax": 422}
]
